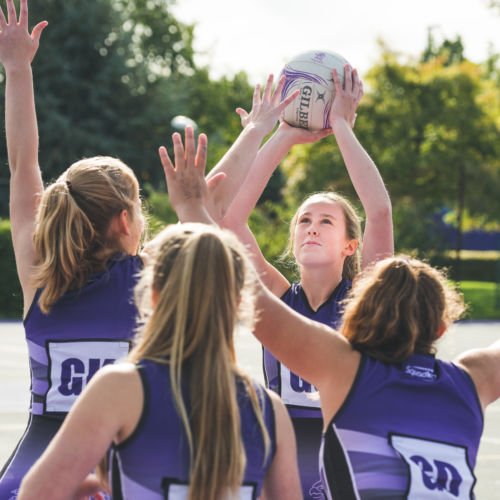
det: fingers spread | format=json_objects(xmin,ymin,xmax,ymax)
[
  {"xmin": 344, "ymin": 64, "xmax": 352, "ymax": 92},
  {"xmin": 332, "ymin": 67, "xmax": 343, "ymax": 93},
  {"xmin": 252, "ymin": 83, "xmax": 261, "ymax": 108},
  {"xmin": 262, "ymin": 73, "xmax": 274, "ymax": 102},
  {"xmin": 158, "ymin": 146, "xmax": 174, "ymax": 175},
  {"xmin": 195, "ymin": 133, "xmax": 208, "ymax": 172},
  {"xmin": 18, "ymin": 0, "xmax": 28, "ymax": 28},
  {"xmin": 272, "ymin": 74, "xmax": 286, "ymax": 105},
  {"xmin": 31, "ymin": 20, "xmax": 48, "ymax": 43},
  {"xmin": 278, "ymin": 89, "xmax": 299, "ymax": 113},
  {"xmin": 172, "ymin": 132, "xmax": 185, "ymax": 170},
  {"xmin": 0, "ymin": 5, "xmax": 7, "ymax": 28},
  {"xmin": 184, "ymin": 126, "xmax": 195, "ymax": 166}
]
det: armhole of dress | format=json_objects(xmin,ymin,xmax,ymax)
[
  {"xmin": 451, "ymin": 361, "xmax": 485, "ymax": 426},
  {"xmin": 114, "ymin": 362, "xmax": 150, "ymax": 450},
  {"xmin": 23, "ymin": 288, "xmax": 42, "ymax": 325},
  {"xmin": 110, "ymin": 447, "xmax": 124, "ymax": 500},
  {"xmin": 324, "ymin": 353, "xmax": 366, "ymax": 428},
  {"xmin": 266, "ymin": 388, "xmax": 277, "ymax": 463}
]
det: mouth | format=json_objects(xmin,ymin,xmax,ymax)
[{"xmin": 303, "ymin": 241, "xmax": 320, "ymax": 247}]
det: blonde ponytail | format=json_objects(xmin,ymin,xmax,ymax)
[
  {"xmin": 33, "ymin": 157, "xmax": 139, "ymax": 313},
  {"xmin": 130, "ymin": 224, "xmax": 270, "ymax": 500}
]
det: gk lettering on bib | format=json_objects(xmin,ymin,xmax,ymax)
[
  {"xmin": 46, "ymin": 340, "xmax": 130, "ymax": 412},
  {"xmin": 389, "ymin": 433, "xmax": 475, "ymax": 499},
  {"xmin": 279, "ymin": 364, "xmax": 320, "ymax": 408},
  {"xmin": 162, "ymin": 480, "xmax": 255, "ymax": 499}
]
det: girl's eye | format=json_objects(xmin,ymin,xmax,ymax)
[
  {"xmin": 299, "ymin": 217, "xmax": 310, "ymax": 224},
  {"xmin": 322, "ymin": 219, "xmax": 332, "ymax": 225}
]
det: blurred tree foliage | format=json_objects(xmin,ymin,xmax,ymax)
[
  {"xmin": 0, "ymin": 0, "xmax": 256, "ymax": 213},
  {"xmin": 0, "ymin": 1, "xmax": 499, "ymax": 270}
]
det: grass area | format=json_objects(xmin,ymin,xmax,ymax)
[{"xmin": 459, "ymin": 281, "xmax": 500, "ymax": 320}]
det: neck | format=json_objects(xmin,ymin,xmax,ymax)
[{"xmin": 300, "ymin": 265, "xmax": 343, "ymax": 311}]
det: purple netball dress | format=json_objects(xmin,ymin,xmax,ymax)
[
  {"xmin": 263, "ymin": 280, "xmax": 351, "ymax": 500},
  {"xmin": 320, "ymin": 353, "xmax": 483, "ymax": 499},
  {"xmin": 0, "ymin": 254, "xmax": 141, "ymax": 499},
  {"xmin": 110, "ymin": 359, "xmax": 276, "ymax": 499}
]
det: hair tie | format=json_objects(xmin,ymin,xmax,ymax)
[{"xmin": 66, "ymin": 180, "xmax": 74, "ymax": 195}]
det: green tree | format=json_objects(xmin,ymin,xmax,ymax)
[{"xmin": 0, "ymin": 0, "xmax": 197, "ymax": 213}]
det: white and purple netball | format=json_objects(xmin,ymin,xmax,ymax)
[{"xmin": 280, "ymin": 50, "xmax": 349, "ymax": 131}]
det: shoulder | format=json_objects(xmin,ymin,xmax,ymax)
[
  {"xmin": 88, "ymin": 361, "xmax": 139, "ymax": 391},
  {"xmin": 265, "ymin": 389, "xmax": 291, "ymax": 435},
  {"xmin": 280, "ymin": 282, "xmax": 299, "ymax": 301},
  {"xmin": 455, "ymin": 342, "xmax": 500, "ymax": 409}
]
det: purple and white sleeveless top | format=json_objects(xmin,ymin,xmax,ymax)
[
  {"xmin": 24, "ymin": 254, "xmax": 141, "ymax": 418},
  {"xmin": 111, "ymin": 360, "xmax": 276, "ymax": 499},
  {"xmin": 320, "ymin": 353, "xmax": 483, "ymax": 499},
  {"xmin": 263, "ymin": 280, "xmax": 351, "ymax": 419}
]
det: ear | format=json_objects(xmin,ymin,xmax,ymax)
[
  {"xmin": 342, "ymin": 238, "xmax": 358, "ymax": 257},
  {"xmin": 117, "ymin": 209, "xmax": 132, "ymax": 236},
  {"xmin": 435, "ymin": 323, "xmax": 447, "ymax": 339}
]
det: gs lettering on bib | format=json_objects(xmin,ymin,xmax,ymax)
[
  {"xmin": 46, "ymin": 340, "xmax": 131, "ymax": 412},
  {"xmin": 162, "ymin": 480, "xmax": 256, "ymax": 500},
  {"xmin": 279, "ymin": 364, "xmax": 320, "ymax": 408},
  {"xmin": 389, "ymin": 433, "xmax": 475, "ymax": 499}
]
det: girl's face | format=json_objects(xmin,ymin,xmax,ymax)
[{"xmin": 293, "ymin": 198, "xmax": 357, "ymax": 270}]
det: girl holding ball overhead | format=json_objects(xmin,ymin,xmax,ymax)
[{"xmin": 207, "ymin": 62, "xmax": 393, "ymax": 498}]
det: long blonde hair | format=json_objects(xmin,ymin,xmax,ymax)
[
  {"xmin": 341, "ymin": 256, "xmax": 466, "ymax": 363},
  {"xmin": 129, "ymin": 224, "xmax": 270, "ymax": 500},
  {"xmin": 33, "ymin": 157, "xmax": 140, "ymax": 313},
  {"xmin": 286, "ymin": 192, "xmax": 362, "ymax": 280}
]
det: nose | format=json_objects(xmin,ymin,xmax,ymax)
[{"xmin": 308, "ymin": 225, "xmax": 318, "ymax": 235}]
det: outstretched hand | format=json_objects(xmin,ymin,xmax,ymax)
[
  {"xmin": 159, "ymin": 127, "xmax": 224, "ymax": 223},
  {"xmin": 331, "ymin": 64, "xmax": 363, "ymax": 129},
  {"xmin": 0, "ymin": 0, "xmax": 47, "ymax": 70},
  {"xmin": 235, "ymin": 74, "xmax": 299, "ymax": 138}
]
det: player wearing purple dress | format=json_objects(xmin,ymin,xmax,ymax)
[
  {"xmin": 320, "ymin": 353, "xmax": 482, "ymax": 499},
  {"xmin": 0, "ymin": 255, "xmax": 142, "ymax": 497},
  {"xmin": 18, "ymin": 218, "xmax": 301, "ymax": 498},
  {"xmin": 207, "ymin": 63, "xmax": 393, "ymax": 498},
  {"xmin": 110, "ymin": 359, "xmax": 277, "ymax": 499},
  {"xmin": 251, "ymin": 255, "xmax": 500, "ymax": 499}
]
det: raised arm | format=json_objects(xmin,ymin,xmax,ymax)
[
  {"xmin": 206, "ymin": 74, "xmax": 299, "ymax": 221},
  {"xmin": 158, "ymin": 126, "xmax": 216, "ymax": 225},
  {"xmin": 330, "ymin": 65, "xmax": 393, "ymax": 268},
  {"xmin": 455, "ymin": 339, "xmax": 500, "ymax": 412},
  {"xmin": 0, "ymin": 0, "xmax": 47, "ymax": 312},
  {"xmin": 220, "ymin": 116, "xmax": 331, "ymax": 230}
]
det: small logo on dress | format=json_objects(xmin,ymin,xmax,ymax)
[{"xmin": 405, "ymin": 365, "xmax": 437, "ymax": 381}]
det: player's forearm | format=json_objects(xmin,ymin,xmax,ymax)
[
  {"xmin": 221, "ymin": 127, "xmax": 293, "ymax": 228},
  {"xmin": 332, "ymin": 118, "xmax": 391, "ymax": 217},
  {"xmin": 207, "ymin": 124, "xmax": 268, "ymax": 217},
  {"xmin": 5, "ymin": 64, "xmax": 39, "ymax": 176}
]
